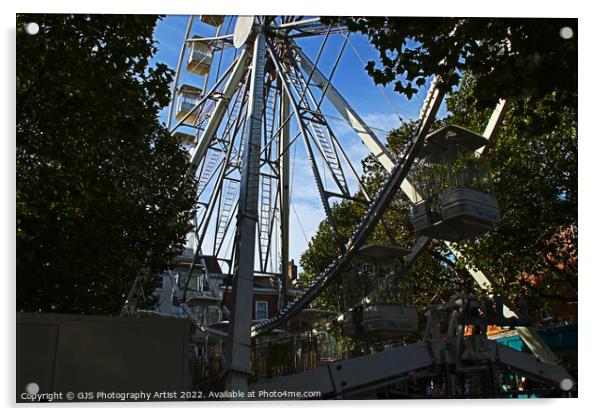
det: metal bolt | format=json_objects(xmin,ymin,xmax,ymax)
[
  {"xmin": 559, "ymin": 26, "xmax": 574, "ymax": 40},
  {"xmin": 24, "ymin": 22, "xmax": 39, "ymax": 35}
]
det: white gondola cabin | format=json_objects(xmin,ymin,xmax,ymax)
[
  {"xmin": 410, "ymin": 124, "xmax": 501, "ymax": 241},
  {"xmin": 411, "ymin": 187, "xmax": 500, "ymax": 241},
  {"xmin": 200, "ymin": 15, "xmax": 225, "ymax": 27},
  {"xmin": 174, "ymin": 132, "xmax": 196, "ymax": 156},
  {"xmin": 342, "ymin": 304, "xmax": 418, "ymax": 339},
  {"xmin": 186, "ymin": 294, "xmax": 221, "ymax": 307},
  {"xmin": 354, "ymin": 245, "xmax": 411, "ymax": 265},
  {"xmin": 418, "ymin": 124, "xmax": 489, "ymax": 162},
  {"xmin": 175, "ymin": 84, "xmax": 202, "ymax": 125},
  {"xmin": 186, "ymin": 36, "xmax": 213, "ymax": 76},
  {"xmin": 174, "ymin": 131, "xmax": 196, "ymax": 145}
]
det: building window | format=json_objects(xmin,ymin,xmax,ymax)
[
  {"xmin": 209, "ymin": 306, "xmax": 221, "ymax": 324},
  {"xmin": 255, "ymin": 301, "xmax": 269, "ymax": 320},
  {"xmin": 199, "ymin": 275, "xmax": 208, "ymax": 292},
  {"xmin": 189, "ymin": 274, "xmax": 202, "ymax": 292}
]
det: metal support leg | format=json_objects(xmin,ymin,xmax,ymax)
[
  {"xmin": 279, "ymin": 85, "xmax": 291, "ymax": 309},
  {"xmin": 225, "ymin": 33, "xmax": 266, "ymax": 394}
]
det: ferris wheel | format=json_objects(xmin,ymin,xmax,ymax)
[
  {"xmin": 169, "ymin": 16, "xmax": 388, "ymax": 278},
  {"xmin": 164, "ymin": 15, "xmax": 563, "ymax": 392}
]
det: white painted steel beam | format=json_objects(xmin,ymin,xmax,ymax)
[
  {"xmin": 477, "ymin": 99, "xmax": 507, "ymax": 156},
  {"xmin": 250, "ymin": 340, "xmax": 444, "ymax": 398},
  {"xmin": 279, "ymin": 89, "xmax": 291, "ymax": 309},
  {"xmin": 249, "ymin": 338, "xmax": 573, "ymax": 398},
  {"xmin": 225, "ymin": 34, "xmax": 266, "ymax": 394},
  {"xmin": 187, "ymin": 49, "xmax": 251, "ymax": 176}
]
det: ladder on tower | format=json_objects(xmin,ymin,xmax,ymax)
[
  {"xmin": 286, "ymin": 68, "xmax": 349, "ymax": 196},
  {"xmin": 214, "ymin": 179, "xmax": 238, "ymax": 254},
  {"xmin": 198, "ymin": 98, "xmax": 216, "ymax": 130},
  {"xmin": 221, "ymin": 82, "xmax": 249, "ymax": 145},
  {"xmin": 218, "ymin": 86, "xmax": 246, "ymax": 160},
  {"xmin": 258, "ymin": 175, "xmax": 273, "ymax": 271},
  {"xmin": 197, "ymin": 148, "xmax": 221, "ymax": 194},
  {"xmin": 263, "ymin": 82, "xmax": 277, "ymax": 152}
]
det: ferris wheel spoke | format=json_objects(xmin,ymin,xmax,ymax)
[
  {"xmin": 190, "ymin": 73, "xmax": 251, "ymax": 259},
  {"xmin": 259, "ymin": 109, "xmax": 294, "ymax": 158},
  {"xmin": 214, "ymin": 178, "xmax": 240, "ymax": 255},
  {"xmin": 257, "ymin": 174, "xmax": 272, "ymax": 271},
  {"xmin": 196, "ymin": 155, "xmax": 225, "ymax": 198},
  {"xmin": 187, "ymin": 49, "xmax": 252, "ymax": 175},
  {"xmin": 194, "ymin": 120, "xmax": 242, "ymax": 251},
  {"xmin": 293, "ymin": 44, "xmax": 397, "ymax": 172},
  {"xmin": 266, "ymin": 185, "xmax": 280, "ymax": 273},
  {"xmin": 222, "ymin": 70, "xmax": 251, "ymax": 139},
  {"xmin": 257, "ymin": 174, "xmax": 281, "ymax": 272},
  {"xmin": 293, "ymin": 43, "xmax": 416, "ymax": 248},
  {"xmin": 262, "ymin": 80, "xmax": 279, "ymax": 157},
  {"xmin": 198, "ymin": 156, "xmax": 242, "ymax": 255},
  {"xmin": 168, "ymin": 15, "xmax": 195, "ymax": 131},
  {"xmin": 285, "ymin": 54, "xmax": 351, "ymax": 196},
  {"xmin": 266, "ymin": 37, "xmax": 347, "ymax": 254}
]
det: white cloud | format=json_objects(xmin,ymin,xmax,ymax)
[{"xmin": 361, "ymin": 112, "xmax": 402, "ymax": 136}]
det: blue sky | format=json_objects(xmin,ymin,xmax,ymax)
[{"xmin": 150, "ymin": 15, "xmax": 446, "ymax": 269}]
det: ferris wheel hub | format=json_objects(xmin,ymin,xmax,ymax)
[{"xmin": 233, "ymin": 16, "xmax": 256, "ymax": 49}]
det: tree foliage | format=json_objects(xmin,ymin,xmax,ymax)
[
  {"xmin": 445, "ymin": 76, "xmax": 577, "ymax": 310},
  {"xmin": 332, "ymin": 17, "xmax": 577, "ymax": 109},
  {"xmin": 17, "ymin": 14, "xmax": 197, "ymax": 314},
  {"xmin": 298, "ymin": 18, "xmax": 577, "ymax": 337},
  {"xmin": 300, "ymin": 72, "xmax": 576, "ymax": 335}
]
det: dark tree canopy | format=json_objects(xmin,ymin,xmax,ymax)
[
  {"xmin": 300, "ymin": 77, "xmax": 577, "ymax": 333},
  {"xmin": 444, "ymin": 76, "xmax": 577, "ymax": 309},
  {"xmin": 299, "ymin": 17, "xmax": 578, "ymax": 327},
  {"xmin": 332, "ymin": 17, "xmax": 577, "ymax": 108},
  {"xmin": 16, "ymin": 14, "xmax": 196, "ymax": 314}
]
